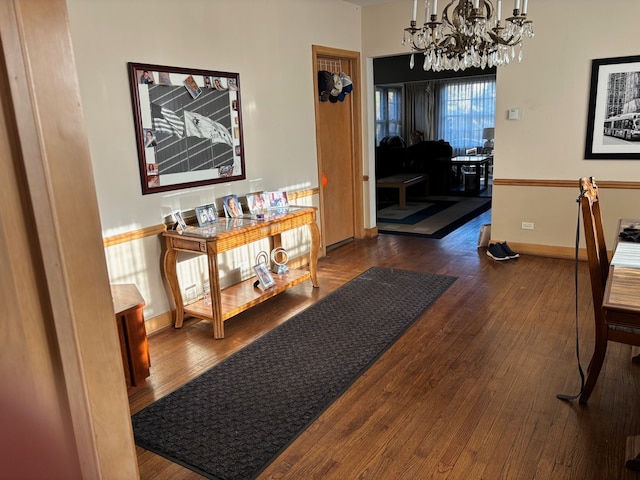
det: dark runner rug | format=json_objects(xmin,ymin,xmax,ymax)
[
  {"xmin": 131, "ymin": 267, "xmax": 456, "ymax": 480},
  {"xmin": 377, "ymin": 196, "xmax": 491, "ymax": 239}
]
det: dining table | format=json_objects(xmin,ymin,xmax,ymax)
[{"xmin": 603, "ymin": 219, "xmax": 640, "ymax": 471}]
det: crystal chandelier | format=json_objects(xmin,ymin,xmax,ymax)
[{"xmin": 402, "ymin": 0, "xmax": 534, "ymax": 72}]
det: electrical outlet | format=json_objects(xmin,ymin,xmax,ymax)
[{"xmin": 521, "ymin": 222, "xmax": 534, "ymax": 230}]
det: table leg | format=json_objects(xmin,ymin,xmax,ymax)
[
  {"xmin": 308, "ymin": 219, "xmax": 320, "ymax": 288},
  {"xmin": 398, "ymin": 187, "xmax": 406, "ymax": 208},
  {"xmin": 163, "ymin": 242, "xmax": 185, "ymax": 328},
  {"xmin": 206, "ymin": 245, "xmax": 224, "ymax": 339},
  {"xmin": 483, "ymin": 160, "xmax": 489, "ymax": 190}
]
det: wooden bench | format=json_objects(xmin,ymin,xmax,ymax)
[{"xmin": 376, "ymin": 173, "xmax": 429, "ymax": 208}]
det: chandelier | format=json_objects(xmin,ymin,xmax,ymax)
[{"xmin": 402, "ymin": 0, "xmax": 534, "ymax": 72}]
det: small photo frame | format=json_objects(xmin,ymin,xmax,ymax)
[
  {"xmin": 144, "ymin": 129, "xmax": 157, "ymax": 148},
  {"xmin": 194, "ymin": 203, "xmax": 218, "ymax": 227},
  {"xmin": 254, "ymin": 262, "xmax": 276, "ymax": 290},
  {"xmin": 174, "ymin": 211, "xmax": 188, "ymax": 231},
  {"xmin": 222, "ymin": 194, "xmax": 243, "ymax": 218},
  {"xmin": 267, "ymin": 191, "xmax": 289, "ymax": 208},
  {"xmin": 158, "ymin": 72, "xmax": 172, "ymax": 85},
  {"xmin": 246, "ymin": 192, "xmax": 268, "ymax": 214},
  {"xmin": 139, "ymin": 70, "xmax": 155, "ymax": 85},
  {"xmin": 183, "ymin": 74, "xmax": 202, "ymax": 99},
  {"xmin": 212, "ymin": 77, "xmax": 227, "ymax": 91}
]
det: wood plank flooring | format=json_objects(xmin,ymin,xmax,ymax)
[{"xmin": 130, "ymin": 210, "xmax": 640, "ymax": 479}]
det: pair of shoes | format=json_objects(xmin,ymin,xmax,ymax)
[
  {"xmin": 498, "ymin": 242, "xmax": 519, "ymax": 259},
  {"xmin": 486, "ymin": 243, "xmax": 510, "ymax": 261},
  {"xmin": 486, "ymin": 242, "xmax": 520, "ymax": 261}
]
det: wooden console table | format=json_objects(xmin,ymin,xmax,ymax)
[
  {"xmin": 111, "ymin": 284, "xmax": 150, "ymax": 390},
  {"xmin": 162, "ymin": 207, "xmax": 320, "ymax": 339}
]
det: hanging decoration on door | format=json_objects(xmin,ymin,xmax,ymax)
[{"xmin": 317, "ymin": 71, "xmax": 353, "ymax": 103}]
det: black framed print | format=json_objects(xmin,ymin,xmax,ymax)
[
  {"xmin": 128, "ymin": 62, "xmax": 246, "ymax": 194},
  {"xmin": 585, "ymin": 55, "xmax": 640, "ymax": 160}
]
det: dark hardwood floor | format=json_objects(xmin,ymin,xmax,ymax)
[{"xmin": 130, "ymin": 210, "xmax": 640, "ymax": 479}]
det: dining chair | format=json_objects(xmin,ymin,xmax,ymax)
[{"xmin": 578, "ymin": 176, "xmax": 640, "ymax": 404}]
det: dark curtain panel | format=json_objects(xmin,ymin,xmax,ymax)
[{"xmin": 403, "ymin": 81, "xmax": 439, "ymax": 143}]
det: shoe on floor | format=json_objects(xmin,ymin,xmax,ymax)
[
  {"xmin": 486, "ymin": 243, "xmax": 510, "ymax": 261},
  {"xmin": 499, "ymin": 242, "xmax": 519, "ymax": 259}
]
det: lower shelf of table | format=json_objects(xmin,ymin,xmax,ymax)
[{"xmin": 182, "ymin": 268, "xmax": 311, "ymax": 322}]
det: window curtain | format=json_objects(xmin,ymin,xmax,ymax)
[
  {"xmin": 403, "ymin": 81, "xmax": 437, "ymax": 143},
  {"xmin": 436, "ymin": 76, "xmax": 496, "ymax": 156}
]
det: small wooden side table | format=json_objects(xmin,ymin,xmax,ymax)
[{"xmin": 111, "ymin": 284, "xmax": 150, "ymax": 391}]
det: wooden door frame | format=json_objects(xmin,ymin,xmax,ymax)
[
  {"xmin": 312, "ymin": 45, "xmax": 364, "ymax": 255},
  {"xmin": 0, "ymin": 1, "xmax": 138, "ymax": 477}
]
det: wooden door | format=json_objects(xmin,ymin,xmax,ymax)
[{"xmin": 313, "ymin": 46, "xmax": 363, "ymax": 250}]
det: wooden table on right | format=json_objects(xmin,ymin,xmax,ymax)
[{"xmin": 603, "ymin": 219, "xmax": 640, "ymax": 471}]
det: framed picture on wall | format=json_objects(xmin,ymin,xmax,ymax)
[
  {"xmin": 585, "ymin": 55, "xmax": 640, "ymax": 160},
  {"xmin": 127, "ymin": 62, "xmax": 246, "ymax": 194}
]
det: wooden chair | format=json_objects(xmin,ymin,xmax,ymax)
[{"xmin": 578, "ymin": 176, "xmax": 640, "ymax": 404}]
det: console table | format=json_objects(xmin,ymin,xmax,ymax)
[{"xmin": 162, "ymin": 207, "xmax": 320, "ymax": 339}]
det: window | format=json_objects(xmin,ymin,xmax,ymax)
[
  {"xmin": 375, "ymin": 86, "xmax": 402, "ymax": 145},
  {"xmin": 436, "ymin": 76, "xmax": 496, "ymax": 156}
]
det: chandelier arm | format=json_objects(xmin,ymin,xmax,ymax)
[
  {"xmin": 486, "ymin": 30, "xmax": 522, "ymax": 47},
  {"xmin": 440, "ymin": 0, "xmax": 458, "ymax": 30}
]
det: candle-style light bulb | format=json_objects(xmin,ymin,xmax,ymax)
[
  {"xmin": 412, "ymin": 0, "xmax": 418, "ymax": 21},
  {"xmin": 522, "ymin": 0, "xmax": 528, "ymax": 14}
]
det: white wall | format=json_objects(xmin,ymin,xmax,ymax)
[
  {"xmin": 67, "ymin": 0, "xmax": 362, "ymax": 321},
  {"xmin": 361, "ymin": 0, "xmax": 640, "ymax": 248},
  {"xmin": 68, "ymin": 0, "xmax": 640, "ymax": 321}
]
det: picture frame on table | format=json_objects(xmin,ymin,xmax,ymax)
[
  {"xmin": 127, "ymin": 62, "xmax": 246, "ymax": 194},
  {"xmin": 267, "ymin": 191, "xmax": 289, "ymax": 208},
  {"xmin": 222, "ymin": 194, "xmax": 243, "ymax": 218},
  {"xmin": 174, "ymin": 211, "xmax": 188, "ymax": 232},
  {"xmin": 246, "ymin": 192, "xmax": 268, "ymax": 215},
  {"xmin": 194, "ymin": 203, "xmax": 218, "ymax": 227},
  {"xmin": 253, "ymin": 262, "xmax": 276, "ymax": 291},
  {"xmin": 585, "ymin": 55, "xmax": 640, "ymax": 160}
]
